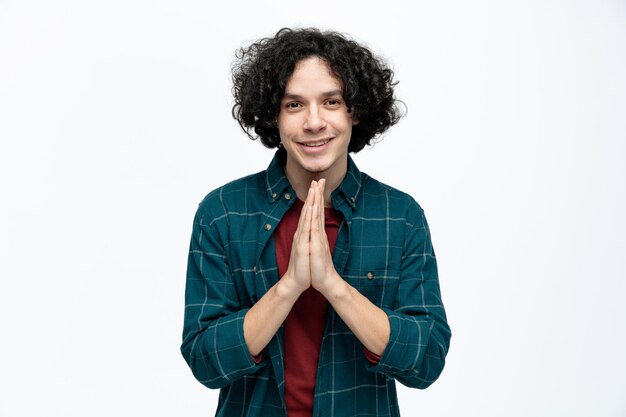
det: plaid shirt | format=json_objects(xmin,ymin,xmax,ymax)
[{"xmin": 181, "ymin": 151, "xmax": 451, "ymax": 417}]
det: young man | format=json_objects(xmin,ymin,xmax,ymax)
[{"xmin": 181, "ymin": 28, "xmax": 451, "ymax": 417}]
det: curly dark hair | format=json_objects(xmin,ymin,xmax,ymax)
[{"xmin": 231, "ymin": 27, "xmax": 403, "ymax": 153}]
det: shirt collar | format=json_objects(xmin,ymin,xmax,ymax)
[
  {"xmin": 265, "ymin": 149, "xmax": 293, "ymax": 203},
  {"xmin": 265, "ymin": 149, "xmax": 363, "ymax": 209},
  {"xmin": 331, "ymin": 155, "xmax": 362, "ymax": 210}
]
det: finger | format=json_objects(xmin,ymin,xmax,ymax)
[
  {"xmin": 292, "ymin": 204, "xmax": 310, "ymax": 255},
  {"xmin": 302, "ymin": 200, "xmax": 312, "ymax": 243},
  {"xmin": 306, "ymin": 180, "xmax": 316, "ymax": 207},
  {"xmin": 305, "ymin": 181, "xmax": 317, "ymax": 237},
  {"xmin": 316, "ymin": 180, "xmax": 325, "ymax": 235},
  {"xmin": 311, "ymin": 180, "xmax": 321, "ymax": 234},
  {"xmin": 298, "ymin": 186, "xmax": 314, "ymax": 230}
]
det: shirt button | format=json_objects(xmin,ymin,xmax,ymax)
[
  {"xmin": 351, "ymin": 196, "xmax": 356, "ymax": 203},
  {"xmin": 284, "ymin": 193, "xmax": 292, "ymax": 200},
  {"xmin": 367, "ymin": 271, "xmax": 375, "ymax": 280},
  {"xmin": 271, "ymin": 192, "xmax": 277, "ymax": 199},
  {"xmin": 252, "ymin": 266, "xmax": 256, "ymax": 273},
  {"xmin": 264, "ymin": 223, "xmax": 272, "ymax": 231}
]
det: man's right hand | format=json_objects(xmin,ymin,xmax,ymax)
[{"xmin": 281, "ymin": 183, "xmax": 316, "ymax": 296}]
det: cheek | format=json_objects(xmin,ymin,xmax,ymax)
[
  {"xmin": 341, "ymin": 120, "xmax": 354, "ymax": 137},
  {"xmin": 333, "ymin": 113, "xmax": 354, "ymax": 129},
  {"xmin": 278, "ymin": 117, "xmax": 300, "ymax": 137}
]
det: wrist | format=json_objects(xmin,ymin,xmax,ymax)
[
  {"xmin": 318, "ymin": 272, "xmax": 350, "ymax": 302},
  {"xmin": 276, "ymin": 272, "xmax": 307, "ymax": 301}
]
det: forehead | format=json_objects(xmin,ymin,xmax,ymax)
[{"xmin": 284, "ymin": 56, "xmax": 343, "ymax": 94}]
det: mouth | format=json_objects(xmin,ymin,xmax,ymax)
[{"xmin": 299, "ymin": 138, "xmax": 333, "ymax": 148}]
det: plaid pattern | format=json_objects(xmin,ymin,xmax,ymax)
[{"xmin": 181, "ymin": 150, "xmax": 451, "ymax": 417}]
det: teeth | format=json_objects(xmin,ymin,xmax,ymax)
[{"xmin": 303, "ymin": 140, "xmax": 329, "ymax": 147}]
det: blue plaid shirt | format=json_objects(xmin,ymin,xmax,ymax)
[{"xmin": 181, "ymin": 151, "xmax": 451, "ymax": 417}]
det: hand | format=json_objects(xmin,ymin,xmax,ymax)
[
  {"xmin": 309, "ymin": 179, "xmax": 342, "ymax": 294},
  {"xmin": 282, "ymin": 184, "xmax": 315, "ymax": 296}
]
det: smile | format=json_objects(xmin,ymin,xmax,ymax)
[
  {"xmin": 300, "ymin": 137, "xmax": 333, "ymax": 147},
  {"xmin": 302, "ymin": 140, "xmax": 330, "ymax": 147}
]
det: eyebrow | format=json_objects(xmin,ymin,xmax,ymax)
[{"xmin": 282, "ymin": 90, "xmax": 343, "ymax": 101}]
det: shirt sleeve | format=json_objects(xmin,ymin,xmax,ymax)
[
  {"xmin": 363, "ymin": 348, "xmax": 381, "ymax": 364},
  {"xmin": 366, "ymin": 201, "xmax": 451, "ymax": 389},
  {"xmin": 180, "ymin": 205, "xmax": 266, "ymax": 389}
]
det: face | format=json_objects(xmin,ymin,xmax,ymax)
[{"xmin": 277, "ymin": 56, "xmax": 357, "ymax": 184}]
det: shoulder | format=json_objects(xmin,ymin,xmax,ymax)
[
  {"xmin": 195, "ymin": 170, "xmax": 268, "ymax": 223},
  {"xmin": 359, "ymin": 172, "xmax": 425, "ymax": 220}
]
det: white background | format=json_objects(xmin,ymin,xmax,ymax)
[{"xmin": 1, "ymin": 0, "xmax": 625, "ymax": 416}]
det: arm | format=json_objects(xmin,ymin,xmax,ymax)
[
  {"xmin": 180, "ymin": 206, "xmax": 263, "ymax": 389},
  {"xmin": 311, "ymin": 182, "xmax": 451, "ymax": 388},
  {"xmin": 309, "ymin": 180, "xmax": 390, "ymax": 355},
  {"xmin": 367, "ymin": 200, "xmax": 451, "ymax": 389},
  {"xmin": 181, "ymin": 187, "xmax": 317, "ymax": 389},
  {"xmin": 243, "ymin": 187, "xmax": 315, "ymax": 356},
  {"xmin": 317, "ymin": 277, "xmax": 391, "ymax": 355}
]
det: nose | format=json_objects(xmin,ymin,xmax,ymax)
[{"xmin": 303, "ymin": 107, "xmax": 326, "ymax": 132}]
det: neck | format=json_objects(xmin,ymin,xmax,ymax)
[{"xmin": 285, "ymin": 159, "xmax": 347, "ymax": 207}]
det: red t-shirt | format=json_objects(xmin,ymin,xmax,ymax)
[
  {"xmin": 255, "ymin": 197, "xmax": 380, "ymax": 416},
  {"xmin": 274, "ymin": 198, "xmax": 342, "ymax": 417}
]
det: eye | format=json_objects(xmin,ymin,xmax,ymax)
[
  {"xmin": 325, "ymin": 98, "xmax": 342, "ymax": 107},
  {"xmin": 285, "ymin": 102, "xmax": 301, "ymax": 109}
]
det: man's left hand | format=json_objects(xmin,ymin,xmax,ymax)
[{"xmin": 309, "ymin": 179, "xmax": 345, "ymax": 297}]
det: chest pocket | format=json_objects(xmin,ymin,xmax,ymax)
[{"xmin": 343, "ymin": 269, "xmax": 400, "ymax": 309}]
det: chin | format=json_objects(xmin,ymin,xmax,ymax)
[
  {"xmin": 302, "ymin": 160, "xmax": 331, "ymax": 174},
  {"xmin": 303, "ymin": 166, "xmax": 327, "ymax": 175}
]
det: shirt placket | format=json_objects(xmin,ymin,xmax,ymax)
[{"xmin": 253, "ymin": 188, "xmax": 295, "ymax": 414}]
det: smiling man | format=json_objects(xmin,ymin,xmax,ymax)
[{"xmin": 181, "ymin": 28, "xmax": 451, "ymax": 417}]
